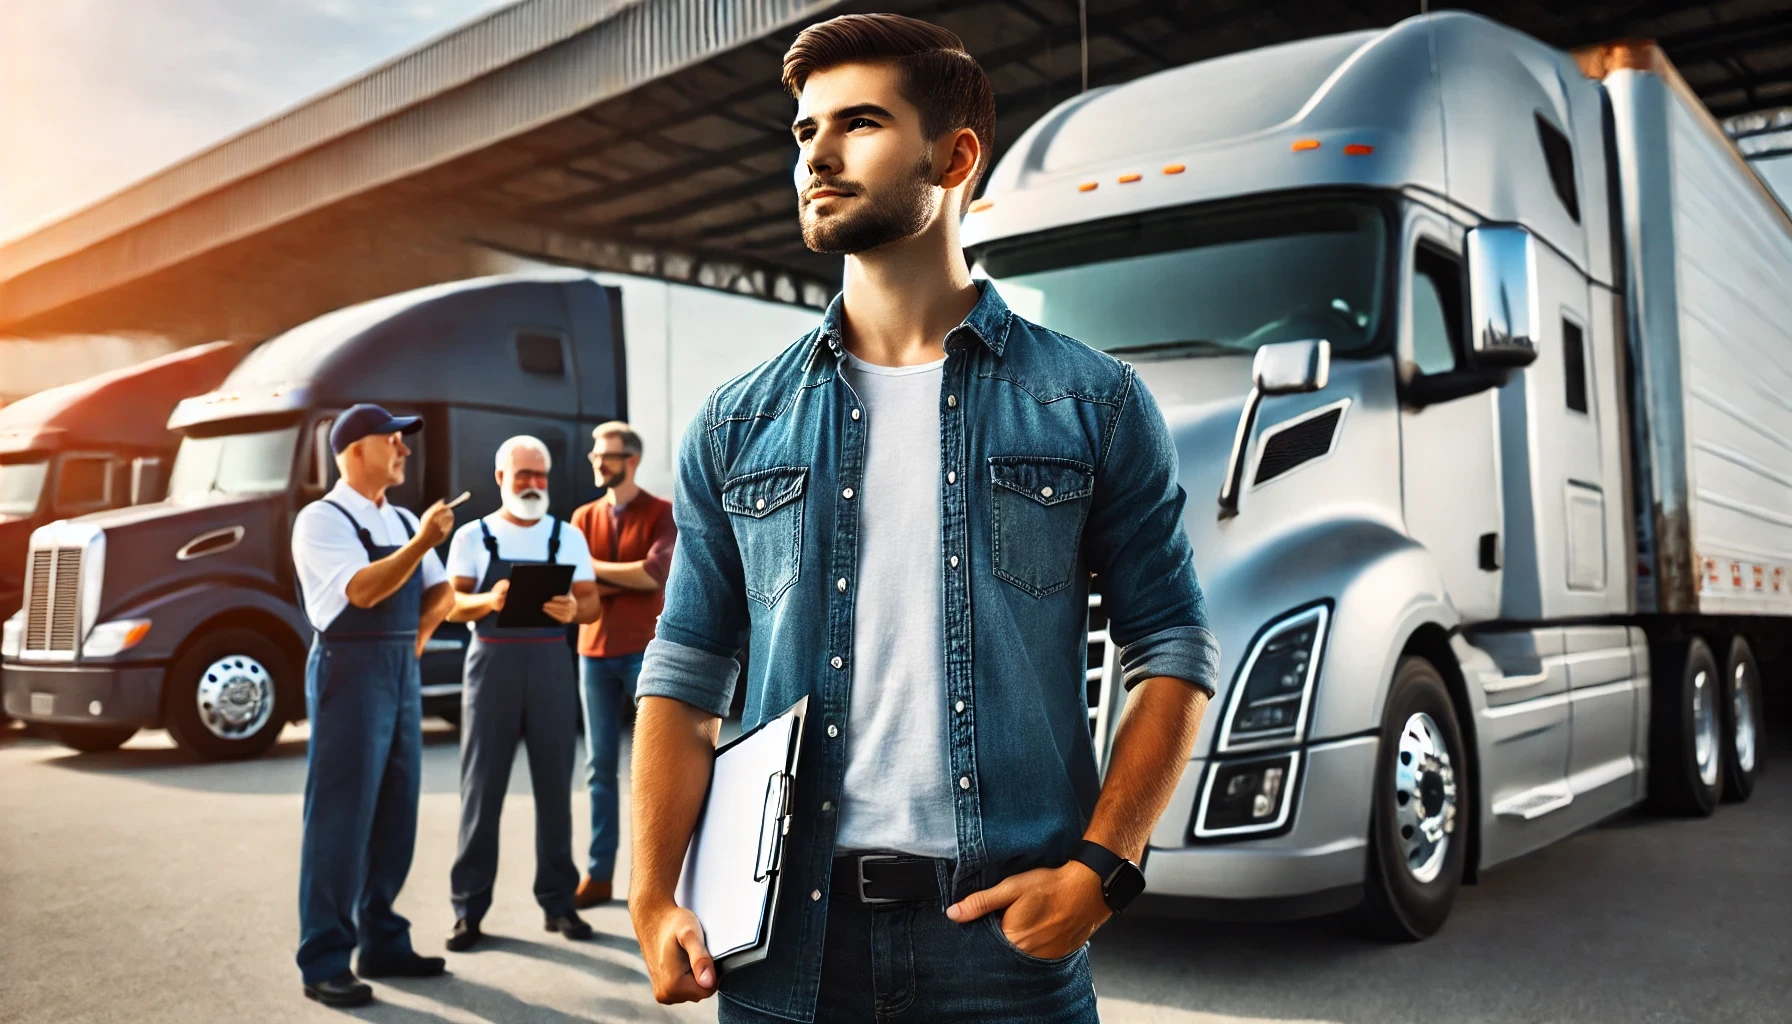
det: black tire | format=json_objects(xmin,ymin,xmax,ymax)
[
  {"xmin": 163, "ymin": 628, "xmax": 292, "ymax": 761},
  {"xmin": 1648, "ymin": 636, "xmax": 1724, "ymax": 817},
  {"xmin": 48, "ymin": 724, "xmax": 137, "ymax": 752},
  {"xmin": 1359, "ymin": 656, "xmax": 1469, "ymax": 942},
  {"xmin": 1721, "ymin": 636, "xmax": 1764, "ymax": 804}
]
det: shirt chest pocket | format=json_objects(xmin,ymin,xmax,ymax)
[
  {"xmin": 988, "ymin": 456, "xmax": 1094, "ymax": 598},
  {"xmin": 722, "ymin": 466, "xmax": 808, "ymax": 608}
]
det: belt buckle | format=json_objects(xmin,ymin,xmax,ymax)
[{"xmin": 855, "ymin": 854, "xmax": 900, "ymax": 905}]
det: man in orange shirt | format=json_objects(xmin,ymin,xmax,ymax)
[{"xmin": 570, "ymin": 421, "xmax": 677, "ymax": 907}]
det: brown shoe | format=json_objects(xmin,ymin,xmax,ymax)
[{"xmin": 574, "ymin": 876, "xmax": 612, "ymax": 909}]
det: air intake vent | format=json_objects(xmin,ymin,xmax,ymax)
[
  {"xmin": 1255, "ymin": 408, "xmax": 1343, "ymax": 485},
  {"xmin": 23, "ymin": 546, "xmax": 85, "ymax": 655}
]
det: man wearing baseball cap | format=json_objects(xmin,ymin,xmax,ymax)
[{"xmin": 289, "ymin": 403, "xmax": 459, "ymax": 1007}]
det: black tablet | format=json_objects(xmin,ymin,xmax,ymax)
[{"xmin": 494, "ymin": 562, "xmax": 577, "ymax": 630}]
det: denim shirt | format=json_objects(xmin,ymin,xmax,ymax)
[{"xmin": 638, "ymin": 281, "xmax": 1218, "ymax": 1021}]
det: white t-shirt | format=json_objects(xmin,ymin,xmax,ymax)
[
  {"xmin": 835, "ymin": 352, "xmax": 956, "ymax": 859},
  {"xmin": 446, "ymin": 512, "xmax": 596, "ymax": 587},
  {"xmin": 290, "ymin": 480, "xmax": 448, "ymax": 632}
]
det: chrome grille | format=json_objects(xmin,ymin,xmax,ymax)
[
  {"xmin": 23, "ymin": 546, "xmax": 84, "ymax": 655},
  {"xmin": 1087, "ymin": 589, "xmax": 1121, "ymax": 773}
]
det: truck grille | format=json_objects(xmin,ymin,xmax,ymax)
[{"xmin": 23, "ymin": 546, "xmax": 83, "ymax": 655}]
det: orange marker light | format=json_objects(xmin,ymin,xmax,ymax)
[
  {"xmin": 1344, "ymin": 143, "xmax": 1375, "ymax": 156},
  {"xmin": 969, "ymin": 199, "xmax": 994, "ymax": 213},
  {"xmin": 1118, "ymin": 173, "xmax": 1142, "ymax": 184},
  {"xmin": 1163, "ymin": 163, "xmax": 1186, "ymax": 174},
  {"xmin": 1077, "ymin": 181, "xmax": 1098, "ymax": 192},
  {"xmin": 1292, "ymin": 139, "xmax": 1321, "ymax": 152}
]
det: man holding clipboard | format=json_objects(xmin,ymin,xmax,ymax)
[{"xmin": 442, "ymin": 436, "xmax": 602, "ymax": 951}]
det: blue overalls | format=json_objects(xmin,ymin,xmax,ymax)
[
  {"xmin": 296, "ymin": 501, "xmax": 425, "ymax": 984},
  {"xmin": 448, "ymin": 518, "xmax": 580, "ymax": 924}
]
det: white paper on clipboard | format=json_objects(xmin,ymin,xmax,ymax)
[{"xmin": 675, "ymin": 695, "xmax": 808, "ymax": 968}]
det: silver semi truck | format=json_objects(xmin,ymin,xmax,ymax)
[{"xmin": 964, "ymin": 12, "xmax": 1791, "ymax": 938}]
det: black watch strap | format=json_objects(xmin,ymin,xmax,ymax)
[{"xmin": 1071, "ymin": 840, "xmax": 1146, "ymax": 912}]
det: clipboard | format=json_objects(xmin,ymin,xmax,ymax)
[
  {"xmin": 493, "ymin": 562, "xmax": 575, "ymax": 629},
  {"xmin": 676, "ymin": 695, "xmax": 809, "ymax": 971}
]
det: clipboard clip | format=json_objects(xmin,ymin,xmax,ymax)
[{"xmin": 752, "ymin": 770, "xmax": 792, "ymax": 883}]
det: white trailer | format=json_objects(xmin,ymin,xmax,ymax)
[{"xmin": 963, "ymin": 13, "xmax": 1790, "ymax": 937}]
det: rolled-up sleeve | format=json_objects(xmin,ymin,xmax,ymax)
[
  {"xmin": 636, "ymin": 398, "xmax": 748, "ymax": 717},
  {"xmin": 1084, "ymin": 367, "xmax": 1219, "ymax": 694}
]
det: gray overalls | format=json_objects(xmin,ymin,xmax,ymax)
[{"xmin": 448, "ymin": 518, "xmax": 580, "ymax": 923}]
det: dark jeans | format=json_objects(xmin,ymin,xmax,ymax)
[
  {"xmin": 717, "ymin": 895, "xmax": 1098, "ymax": 1023},
  {"xmin": 579, "ymin": 652, "xmax": 642, "ymax": 879}
]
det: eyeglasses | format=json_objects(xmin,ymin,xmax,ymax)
[{"xmin": 589, "ymin": 452, "xmax": 634, "ymax": 464}]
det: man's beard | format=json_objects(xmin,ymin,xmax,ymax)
[
  {"xmin": 800, "ymin": 155, "xmax": 936, "ymax": 255},
  {"xmin": 601, "ymin": 467, "xmax": 626, "ymax": 489},
  {"xmin": 502, "ymin": 487, "xmax": 550, "ymax": 521}
]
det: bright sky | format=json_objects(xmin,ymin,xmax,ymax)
[{"xmin": 0, "ymin": 0, "xmax": 514, "ymax": 243}]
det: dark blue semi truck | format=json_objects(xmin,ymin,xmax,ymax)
[{"xmin": 2, "ymin": 272, "xmax": 624, "ymax": 758}]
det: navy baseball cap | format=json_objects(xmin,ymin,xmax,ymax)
[{"xmin": 330, "ymin": 403, "xmax": 422, "ymax": 454}]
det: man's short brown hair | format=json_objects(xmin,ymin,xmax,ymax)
[
  {"xmin": 782, "ymin": 13, "xmax": 996, "ymax": 203},
  {"xmin": 592, "ymin": 421, "xmax": 642, "ymax": 456}
]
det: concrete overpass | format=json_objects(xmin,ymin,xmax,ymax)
[{"xmin": 1, "ymin": 0, "xmax": 1787, "ymax": 349}]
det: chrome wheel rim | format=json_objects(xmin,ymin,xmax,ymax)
[
  {"xmin": 1393, "ymin": 711, "xmax": 1457, "ymax": 884},
  {"xmin": 1693, "ymin": 668, "xmax": 1719, "ymax": 789},
  {"xmin": 195, "ymin": 654, "xmax": 274, "ymax": 741},
  {"xmin": 1732, "ymin": 664, "xmax": 1757, "ymax": 776}
]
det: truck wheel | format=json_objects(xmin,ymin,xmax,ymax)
[
  {"xmin": 1721, "ymin": 636, "xmax": 1764, "ymax": 804},
  {"xmin": 1359, "ymin": 656, "xmax": 1467, "ymax": 942},
  {"xmin": 163, "ymin": 628, "xmax": 291, "ymax": 761},
  {"xmin": 1648, "ymin": 637, "xmax": 1723, "ymax": 816},
  {"xmin": 48, "ymin": 724, "xmax": 137, "ymax": 752}
]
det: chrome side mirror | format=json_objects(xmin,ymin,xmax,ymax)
[
  {"xmin": 130, "ymin": 456, "xmax": 164, "ymax": 505},
  {"xmin": 1220, "ymin": 339, "xmax": 1331, "ymax": 520},
  {"xmin": 1253, "ymin": 338, "xmax": 1331, "ymax": 395},
  {"xmin": 1465, "ymin": 225, "xmax": 1540, "ymax": 368}
]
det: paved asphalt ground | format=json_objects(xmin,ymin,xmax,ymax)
[{"xmin": 1, "ymin": 717, "xmax": 1786, "ymax": 1024}]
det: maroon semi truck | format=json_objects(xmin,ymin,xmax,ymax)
[{"xmin": 0, "ymin": 342, "xmax": 244, "ymax": 630}]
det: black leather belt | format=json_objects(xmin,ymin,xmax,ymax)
[{"xmin": 830, "ymin": 854, "xmax": 947, "ymax": 904}]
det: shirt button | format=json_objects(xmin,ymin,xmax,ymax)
[
  {"xmin": 837, "ymin": 577, "xmax": 848, "ymax": 593},
  {"xmin": 955, "ymin": 700, "xmax": 965, "ymax": 713},
  {"xmin": 959, "ymin": 776, "xmax": 971, "ymax": 790},
  {"xmin": 811, "ymin": 889, "xmax": 821, "ymax": 902},
  {"xmin": 842, "ymin": 487, "xmax": 854, "ymax": 499},
  {"xmin": 827, "ymin": 724, "xmax": 839, "ymax": 738},
  {"xmin": 1040, "ymin": 486, "xmax": 1054, "ymax": 498},
  {"xmin": 947, "ymin": 470, "xmax": 957, "ymax": 485},
  {"xmin": 946, "ymin": 395, "xmax": 958, "ymax": 408},
  {"xmin": 822, "ymin": 800, "xmax": 833, "ymax": 811},
  {"xmin": 755, "ymin": 498, "xmax": 766, "ymax": 510},
  {"xmin": 851, "ymin": 408, "xmax": 861, "ymax": 421},
  {"xmin": 949, "ymin": 555, "xmax": 959, "ymax": 569},
  {"xmin": 831, "ymin": 655, "xmax": 844, "ymax": 669}
]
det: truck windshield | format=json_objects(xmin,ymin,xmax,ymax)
[
  {"xmin": 973, "ymin": 201, "xmax": 1387, "ymax": 358},
  {"xmin": 0, "ymin": 460, "xmax": 48, "ymax": 517},
  {"xmin": 168, "ymin": 427, "xmax": 298, "ymax": 502}
]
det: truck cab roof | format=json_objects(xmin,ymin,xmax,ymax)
[
  {"xmin": 964, "ymin": 12, "xmax": 1612, "ymax": 286},
  {"xmin": 169, "ymin": 271, "xmax": 621, "ymax": 434},
  {"xmin": 0, "ymin": 341, "xmax": 242, "ymax": 458}
]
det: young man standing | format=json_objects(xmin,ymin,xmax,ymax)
[
  {"xmin": 570, "ymin": 422, "xmax": 676, "ymax": 908},
  {"xmin": 631, "ymin": 14, "xmax": 1218, "ymax": 1023}
]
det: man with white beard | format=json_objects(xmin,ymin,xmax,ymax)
[{"xmin": 442, "ymin": 435, "xmax": 603, "ymax": 951}]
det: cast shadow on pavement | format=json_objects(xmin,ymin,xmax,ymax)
[
  {"xmin": 32, "ymin": 724, "xmax": 462, "ymax": 795},
  {"xmin": 382, "ymin": 972, "xmax": 660, "ymax": 1024},
  {"xmin": 472, "ymin": 932, "xmax": 649, "ymax": 987}
]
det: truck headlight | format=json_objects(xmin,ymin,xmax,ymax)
[
  {"xmin": 81, "ymin": 618, "xmax": 151, "ymax": 659},
  {"xmin": 1217, "ymin": 604, "xmax": 1328, "ymax": 752},
  {"xmin": 1192, "ymin": 751, "xmax": 1301, "ymax": 838},
  {"xmin": 1, "ymin": 612, "xmax": 21, "ymax": 659}
]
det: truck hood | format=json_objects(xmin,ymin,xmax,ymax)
[{"xmin": 68, "ymin": 494, "xmax": 291, "ymax": 620}]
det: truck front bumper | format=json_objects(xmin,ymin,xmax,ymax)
[
  {"xmin": 1137, "ymin": 735, "xmax": 1377, "ymax": 918},
  {"xmin": 2, "ymin": 660, "xmax": 165, "ymax": 728}
]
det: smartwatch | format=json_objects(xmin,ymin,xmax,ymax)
[{"xmin": 1070, "ymin": 840, "xmax": 1146, "ymax": 912}]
